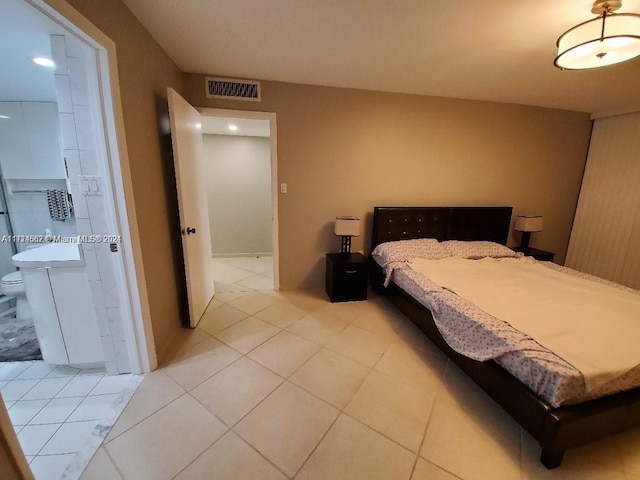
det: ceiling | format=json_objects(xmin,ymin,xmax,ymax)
[
  {"xmin": 121, "ymin": 0, "xmax": 640, "ymax": 117},
  {"xmin": 0, "ymin": 0, "xmax": 65, "ymax": 102}
]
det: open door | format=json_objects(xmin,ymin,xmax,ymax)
[{"xmin": 167, "ymin": 88, "xmax": 215, "ymax": 327}]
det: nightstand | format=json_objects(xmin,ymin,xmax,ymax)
[
  {"xmin": 325, "ymin": 253, "xmax": 369, "ymax": 302},
  {"xmin": 514, "ymin": 247, "xmax": 555, "ymax": 262}
]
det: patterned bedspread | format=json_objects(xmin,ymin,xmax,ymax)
[{"xmin": 390, "ymin": 262, "xmax": 640, "ymax": 407}]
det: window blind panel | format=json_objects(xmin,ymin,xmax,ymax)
[{"xmin": 566, "ymin": 112, "xmax": 640, "ymax": 289}]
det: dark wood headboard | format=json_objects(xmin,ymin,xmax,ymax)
[{"xmin": 371, "ymin": 206, "xmax": 512, "ymax": 248}]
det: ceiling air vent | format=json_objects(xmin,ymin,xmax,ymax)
[{"xmin": 205, "ymin": 77, "xmax": 261, "ymax": 102}]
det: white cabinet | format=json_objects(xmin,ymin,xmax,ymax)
[
  {"xmin": 0, "ymin": 102, "xmax": 67, "ymax": 179},
  {"xmin": 21, "ymin": 266, "xmax": 104, "ymax": 366}
]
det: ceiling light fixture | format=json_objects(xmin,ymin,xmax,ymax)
[
  {"xmin": 554, "ymin": 0, "xmax": 640, "ymax": 70},
  {"xmin": 32, "ymin": 57, "xmax": 55, "ymax": 67},
  {"xmin": 228, "ymin": 124, "xmax": 238, "ymax": 132}
]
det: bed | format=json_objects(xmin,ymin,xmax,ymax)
[{"xmin": 369, "ymin": 206, "xmax": 640, "ymax": 468}]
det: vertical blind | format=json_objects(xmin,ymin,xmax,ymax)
[{"xmin": 565, "ymin": 112, "xmax": 640, "ymax": 289}]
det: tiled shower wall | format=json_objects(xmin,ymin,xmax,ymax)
[{"xmin": 51, "ymin": 35, "xmax": 130, "ymax": 375}]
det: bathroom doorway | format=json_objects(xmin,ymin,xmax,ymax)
[{"xmin": 0, "ymin": 0, "xmax": 151, "ymax": 375}]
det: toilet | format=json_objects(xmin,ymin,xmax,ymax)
[{"xmin": 0, "ymin": 271, "xmax": 31, "ymax": 320}]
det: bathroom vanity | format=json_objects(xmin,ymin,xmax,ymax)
[{"xmin": 13, "ymin": 243, "xmax": 104, "ymax": 366}]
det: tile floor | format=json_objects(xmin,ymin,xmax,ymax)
[
  {"xmin": 1, "ymin": 361, "xmax": 140, "ymax": 480},
  {"xmin": 78, "ymin": 257, "xmax": 640, "ymax": 480}
]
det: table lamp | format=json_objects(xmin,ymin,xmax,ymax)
[{"xmin": 335, "ymin": 216, "xmax": 360, "ymax": 254}]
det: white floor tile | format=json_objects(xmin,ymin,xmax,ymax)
[
  {"xmin": 40, "ymin": 420, "xmax": 99, "ymax": 455},
  {"xmin": 14, "ymin": 362, "xmax": 57, "ymax": 380},
  {"xmin": 68, "ymin": 394, "xmax": 121, "ymax": 422},
  {"xmin": 7, "ymin": 399, "xmax": 48, "ymax": 426},
  {"xmin": 55, "ymin": 375, "xmax": 103, "ymax": 398},
  {"xmin": 46, "ymin": 365, "xmax": 81, "ymax": 378},
  {"xmin": 1, "ymin": 379, "xmax": 40, "ymax": 401},
  {"xmin": 0, "ymin": 362, "xmax": 31, "ymax": 380},
  {"xmin": 89, "ymin": 374, "xmax": 133, "ymax": 395},
  {"xmin": 29, "ymin": 397, "xmax": 85, "ymax": 425},
  {"xmin": 17, "ymin": 423, "xmax": 61, "ymax": 455},
  {"xmin": 30, "ymin": 453, "xmax": 77, "ymax": 480},
  {"xmin": 21, "ymin": 377, "xmax": 72, "ymax": 400}
]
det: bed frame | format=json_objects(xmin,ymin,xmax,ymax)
[{"xmin": 370, "ymin": 206, "xmax": 640, "ymax": 468}]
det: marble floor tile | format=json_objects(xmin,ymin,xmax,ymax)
[
  {"xmin": 296, "ymin": 414, "xmax": 415, "ymax": 480},
  {"xmin": 421, "ymin": 394, "xmax": 521, "ymax": 480},
  {"xmin": 7, "ymin": 399, "xmax": 48, "ymax": 426},
  {"xmin": 40, "ymin": 420, "xmax": 99, "ymax": 455},
  {"xmin": 104, "ymin": 370, "xmax": 184, "ymax": 442},
  {"xmin": 286, "ymin": 309, "xmax": 351, "ymax": 346},
  {"xmin": 374, "ymin": 341, "xmax": 448, "ymax": 391},
  {"xmin": 345, "ymin": 369, "xmax": 434, "ymax": 452},
  {"xmin": 234, "ymin": 381, "xmax": 338, "ymax": 477},
  {"xmin": 30, "ymin": 453, "xmax": 77, "ymax": 480},
  {"xmin": 214, "ymin": 317, "xmax": 280, "ymax": 355},
  {"xmin": 163, "ymin": 337, "xmax": 241, "ymax": 391},
  {"xmin": 228, "ymin": 291, "xmax": 280, "ymax": 315},
  {"xmin": 79, "ymin": 447, "xmax": 123, "ymax": 480},
  {"xmin": 325, "ymin": 325, "xmax": 391, "ymax": 367},
  {"xmin": 29, "ymin": 397, "xmax": 84, "ymax": 425},
  {"xmin": 105, "ymin": 394, "xmax": 227, "ymax": 480},
  {"xmin": 174, "ymin": 431, "xmax": 286, "ymax": 480},
  {"xmin": 247, "ymin": 330, "xmax": 319, "ymax": 377},
  {"xmin": 198, "ymin": 304, "xmax": 248, "ymax": 336},
  {"xmin": 255, "ymin": 300, "xmax": 307, "ymax": 328},
  {"xmin": 289, "ymin": 348, "xmax": 370, "ymax": 409},
  {"xmin": 191, "ymin": 357, "xmax": 282, "ymax": 426}
]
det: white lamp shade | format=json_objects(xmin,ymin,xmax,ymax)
[
  {"xmin": 555, "ymin": 13, "xmax": 640, "ymax": 69},
  {"xmin": 335, "ymin": 216, "xmax": 360, "ymax": 237},
  {"xmin": 515, "ymin": 215, "xmax": 543, "ymax": 232}
]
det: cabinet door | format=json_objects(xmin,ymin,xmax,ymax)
[
  {"xmin": 0, "ymin": 102, "xmax": 32, "ymax": 179},
  {"xmin": 49, "ymin": 267, "xmax": 104, "ymax": 364},
  {"xmin": 23, "ymin": 102, "xmax": 67, "ymax": 179},
  {"xmin": 20, "ymin": 268, "xmax": 69, "ymax": 365}
]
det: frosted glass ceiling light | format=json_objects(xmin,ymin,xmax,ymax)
[{"xmin": 555, "ymin": 0, "xmax": 640, "ymax": 70}]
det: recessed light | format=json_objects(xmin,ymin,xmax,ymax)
[
  {"xmin": 228, "ymin": 124, "xmax": 238, "ymax": 132},
  {"xmin": 0, "ymin": 115, "xmax": 10, "ymax": 120},
  {"xmin": 32, "ymin": 57, "xmax": 54, "ymax": 67}
]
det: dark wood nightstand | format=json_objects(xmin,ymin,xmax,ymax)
[
  {"xmin": 325, "ymin": 253, "xmax": 369, "ymax": 302},
  {"xmin": 514, "ymin": 247, "xmax": 555, "ymax": 262}
]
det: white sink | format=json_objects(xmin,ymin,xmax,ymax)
[{"xmin": 12, "ymin": 243, "xmax": 84, "ymax": 268}]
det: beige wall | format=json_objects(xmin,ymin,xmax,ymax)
[
  {"xmin": 64, "ymin": 0, "xmax": 186, "ymax": 362},
  {"xmin": 184, "ymin": 76, "xmax": 592, "ymax": 289}
]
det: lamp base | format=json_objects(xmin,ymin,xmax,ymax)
[
  {"xmin": 519, "ymin": 231, "xmax": 532, "ymax": 252},
  {"xmin": 340, "ymin": 236, "xmax": 352, "ymax": 254}
]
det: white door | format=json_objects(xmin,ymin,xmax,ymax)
[{"xmin": 167, "ymin": 88, "xmax": 215, "ymax": 327}]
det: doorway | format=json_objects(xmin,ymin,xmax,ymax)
[
  {"xmin": 0, "ymin": 0, "xmax": 151, "ymax": 376},
  {"xmin": 198, "ymin": 108, "xmax": 280, "ymax": 292}
]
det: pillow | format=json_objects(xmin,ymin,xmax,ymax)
[
  {"xmin": 371, "ymin": 238, "xmax": 450, "ymax": 267},
  {"xmin": 441, "ymin": 240, "xmax": 520, "ymax": 259}
]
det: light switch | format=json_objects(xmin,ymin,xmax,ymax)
[
  {"xmin": 280, "ymin": 183, "xmax": 288, "ymax": 194},
  {"xmin": 79, "ymin": 175, "xmax": 102, "ymax": 196}
]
